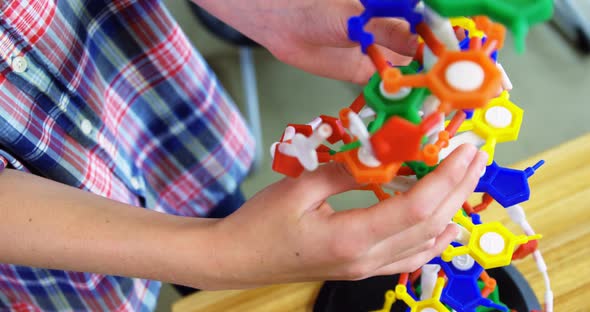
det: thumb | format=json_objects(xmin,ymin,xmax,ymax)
[{"xmin": 293, "ymin": 162, "xmax": 360, "ymax": 202}]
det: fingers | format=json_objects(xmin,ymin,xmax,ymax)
[
  {"xmin": 432, "ymin": 150, "xmax": 488, "ymax": 223},
  {"xmin": 298, "ymin": 145, "xmax": 484, "ymax": 282},
  {"xmin": 365, "ymin": 18, "xmax": 419, "ymax": 56},
  {"xmin": 370, "ymin": 236, "xmax": 437, "ymax": 267},
  {"xmin": 350, "ymin": 146, "xmax": 484, "ymax": 278},
  {"xmin": 276, "ymin": 44, "xmax": 410, "ymax": 84},
  {"xmin": 387, "ymin": 149, "xmax": 488, "ymax": 245},
  {"xmin": 317, "ymin": 223, "xmax": 457, "ymax": 281},
  {"xmin": 371, "ymin": 223, "xmax": 459, "ymax": 277},
  {"xmin": 405, "ymin": 144, "xmax": 478, "ymax": 205},
  {"xmin": 345, "ymin": 45, "xmax": 411, "ymax": 83},
  {"xmin": 353, "ymin": 145, "xmax": 478, "ymax": 242}
]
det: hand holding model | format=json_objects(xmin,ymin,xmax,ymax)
[
  {"xmin": 208, "ymin": 145, "xmax": 487, "ymax": 289},
  {"xmin": 194, "ymin": 0, "xmax": 418, "ymax": 84}
]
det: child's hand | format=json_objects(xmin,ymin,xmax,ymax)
[
  {"xmin": 205, "ymin": 145, "xmax": 487, "ymax": 289},
  {"xmin": 194, "ymin": 0, "xmax": 417, "ymax": 84}
]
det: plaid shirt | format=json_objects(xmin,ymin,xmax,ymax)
[{"xmin": 0, "ymin": 0, "xmax": 254, "ymax": 310}]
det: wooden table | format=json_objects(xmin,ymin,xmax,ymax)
[{"xmin": 173, "ymin": 134, "xmax": 590, "ymax": 312}]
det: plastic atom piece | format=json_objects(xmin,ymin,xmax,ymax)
[
  {"xmin": 371, "ymin": 290, "xmax": 397, "ymax": 312},
  {"xmin": 442, "ymin": 212, "xmax": 542, "ymax": 269},
  {"xmin": 382, "ymin": 35, "xmax": 502, "ymax": 113},
  {"xmin": 454, "ymin": 91, "xmax": 524, "ymax": 164},
  {"xmin": 423, "ymin": 0, "xmax": 554, "ymax": 52},
  {"xmin": 475, "ymin": 160, "xmax": 545, "ymax": 207},
  {"xmin": 370, "ymin": 113, "xmax": 442, "ymax": 164},
  {"xmin": 364, "ymin": 64, "xmax": 429, "ymax": 128},
  {"xmin": 395, "ymin": 277, "xmax": 449, "ymax": 312},
  {"xmin": 333, "ymin": 148, "xmax": 402, "ymax": 184},
  {"xmin": 349, "ymin": 0, "xmax": 423, "ymax": 53},
  {"xmin": 429, "ymin": 256, "xmax": 508, "ymax": 312}
]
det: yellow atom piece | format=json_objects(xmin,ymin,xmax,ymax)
[
  {"xmin": 442, "ymin": 211, "xmax": 542, "ymax": 269},
  {"xmin": 450, "ymin": 17, "xmax": 486, "ymax": 38},
  {"xmin": 455, "ymin": 91, "xmax": 524, "ymax": 164},
  {"xmin": 395, "ymin": 277, "xmax": 450, "ymax": 312},
  {"xmin": 371, "ymin": 290, "xmax": 396, "ymax": 312},
  {"xmin": 418, "ymin": 17, "xmax": 485, "ymax": 44}
]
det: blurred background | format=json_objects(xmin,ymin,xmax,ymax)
[{"xmin": 157, "ymin": 1, "xmax": 590, "ymax": 310}]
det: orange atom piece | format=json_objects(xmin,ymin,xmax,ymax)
[
  {"xmin": 333, "ymin": 149, "xmax": 402, "ymax": 184},
  {"xmin": 367, "ymin": 44, "xmax": 389, "ymax": 75},
  {"xmin": 320, "ymin": 115, "xmax": 347, "ymax": 144},
  {"xmin": 284, "ymin": 124, "xmax": 312, "ymax": 139},
  {"xmin": 428, "ymin": 41, "xmax": 502, "ymax": 113},
  {"xmin": 480, "ymin": 271, "xmax": 497, "ymax": 298},
  {"xmin": 349, "ymin": 92, "xmax": 367, "ymax": 114},
  {"xmin": 370, "ymin": 113, "xmax": 442, "ymax": 164},
  {"xmin": 358, "ymin": 184, "xmax": 391, "ymax": 201},
  {"xmin": 381, "ymin": 23, "xmax": 502, "ymax": 114},
  {"xmin": 473, "ymin": 16, "xmax": 506, "ymax": 51},
  {"xmin": 512, "ymin": 240, "xmax": 538, "ymax": 260},
  {"xmin": 272, "ymin": 124, "xmax": 316, "ymax": 178},
  {"xmin": 416, "ymin": 22, "xmax": 445, "ymax": 56},
  {"xmin": 339, "ymin": 107, "xmax": 353, "ymax": 129},
  {"xmin": 272, "ymin": 145, "xmax": 305, "ymax": 178}
]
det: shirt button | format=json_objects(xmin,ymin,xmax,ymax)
[
  {"xmin": 130, "ymin": 177, "xmax": 141, "ymax": 189},
  {"xmin": 11, "ymin": 56, "xmax": 28, "ymax": 73},
  {"xmin": 80, "ymin": 119, "xmax": 93, "ymax": 135},
  {"xmin": 57, "ymin": 98, "xmax": 67, "ymax": 111}
]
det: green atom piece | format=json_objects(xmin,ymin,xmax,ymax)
[
  {"xmin": 337, "ymin": 141, "xmax": 361, "ymax": 153},
  {"xmin": 406, "ymin": 161, "xmax": 438, "ymax": 180},
  {"xmin": 364, "ymin": 64, "xmax": 428, "ymax": 132},
  {"xmin": 423, "ymin": 0, "xmax": 554, "ymax": 52},
  {"xmin": 475, "ymin": 280, "xmax": 509, "ymax": 312}
]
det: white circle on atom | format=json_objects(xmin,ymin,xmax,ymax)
[
  {"xmin": 452, "ymin": 254, "xmax": 476, "ymax": 271},
  {"xmin": 379, "ymin": 81, "xmax": 412, "ymax": 100},
  {"xmin": 485, "ymin": 106, "xmax": 513, "ymax": 128},
  {"xmin": 357, "ymin": 147, "xmax": 381, "ymax": 168},
  {"xmin": 445, "ymin": 61, "xmax": 485, "ymax": 92},
  {"xmin": 479, "ymin": 232, "xmax": 506, "ymax": 255},
  {"xmin": 318, "ymin": 124, "xmax": 333, "ymax": 137},
  {"xmin": 420, "ymin": 308, "xmax": 438, "ymax": 312}
]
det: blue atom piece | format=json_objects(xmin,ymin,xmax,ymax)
[
  {"xmin": 348, "ymin": 0, "xmax": 423, "ymax": 53},
  {"xmin": 470, "ymin": 213, "xmax": 483, "ymax": 225},
  {"xmin": 430, "ymin": 251, "xmax": 509, "ymax": 312},
  {"xmin": 475, "ymin": 160, "xmax": 545, "ymax": 208}
]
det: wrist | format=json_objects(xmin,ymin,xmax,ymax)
[
  {"xmin": 177, "ymin": 216, "xmax": 268, "ymax": 290},
  {"xmin": 148, "ymin": 215, "xmax": 224, "ymax": 289}
]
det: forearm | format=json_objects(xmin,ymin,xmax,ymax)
[
  {"xmin": 191, "ymin": 0, "xmax": 311, "ymax": 47},
  {"xmin": 0, "ymin": 169, "xmax": 220, "ymax": 288}
]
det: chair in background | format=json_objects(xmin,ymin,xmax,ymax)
[{"xmin": 553, "ymin": 0, "xmax": 590, "ymax": 53}]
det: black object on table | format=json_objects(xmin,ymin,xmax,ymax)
[{"xmin": 313, "ymin": 265, "xmax": 541, "ymax": 312}]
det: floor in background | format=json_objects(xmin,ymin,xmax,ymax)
[{"xmin": 157, "ymin": 1, "xmax": 590, "ymax": 311}]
